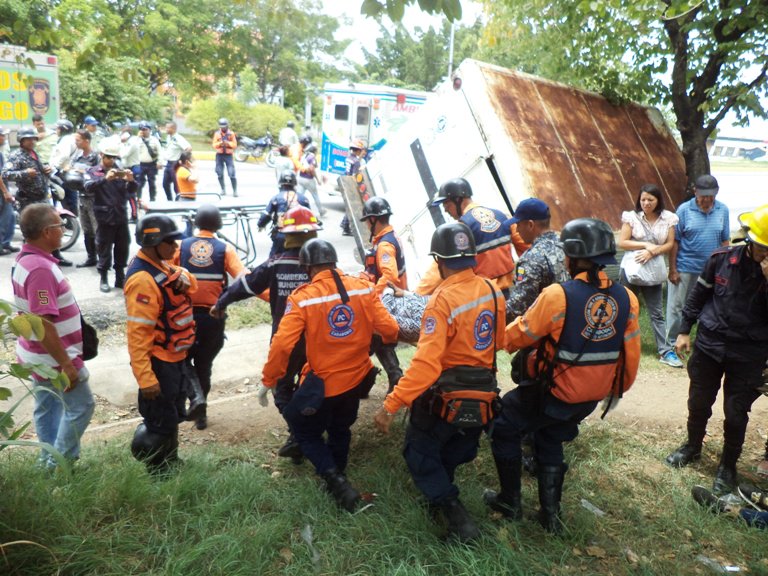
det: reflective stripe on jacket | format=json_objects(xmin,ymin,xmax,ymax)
[
  {"xmin": 364, "ymin": 225, "xmax": 407, "ymax": 294},
  {"xmin": 505, "ymin": 270, "xmax": 641, "ymax": 404},
  {"xmin": 262, "ymin": 268, "xmax": 399, "ymax": 397},
  {"xmin": 178, "ymin": 231, "xmax": 244, "ymax": 307},
  {"xmin": 384, "ymin": 268, "xmax": 506, "ymax": 414},
  {"xmin": 125, "ymin": 252, "xmax": 198, "ymax": 389}
]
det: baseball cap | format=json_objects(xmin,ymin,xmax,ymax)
[
  {"xmin": 508, "ymin": 198, "xmax": 551, "ymax": 225},
  {"xmin": 694, "ymin": 174, "xmax": 719, "ymax": 196},
  {"xmin": 84, "ymin": 115, "xmax": 98, "ymax": 126},
  {"xmin": 138, "ymin": 121, "xmax": 151, "ymax": 130}
]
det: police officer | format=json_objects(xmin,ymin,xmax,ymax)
[
  {"xmin": 420, "ymin": 178, "xmax": 527, "ymax": 296},
  {"xmin": 262, "ymin": 239, "xmax": 399, "ymax": 511},
  {"xmin": 50, "ymin": 119, "xmax": 78, "ymax": 215},
  {"xmin": 136, "ymin": 121, "xmax": 162, "ymax": 202},
  {"xmin": 258, "ymin": 170, "xmax": 310, "ymax": 255},
  {"xmin": 176, "ymin": 204, "xmax": 245, "ymax": 430},
  {"xmin": 375, "ymin": 222, "xmax": 507, "ymax": 542},
  {"xmin": 666, "ymin": 204, "xmax": 768, "ymax": 494},
  {"xmin": 84, "ymin": 137, "xmax": 138, "ymax": 292},
  {"xmin": 125, "ymin": 215, "xmax": 197, "ymax": 475},
  {"xmin": 486, "ymin": 218, "xmax": 640, "ymax": 534},
  {"xmin": 359, "ymin": 196, "xmax": 407, "ymax": 394},
  {"xmin": 213, "ymin": 206, "xmax": 321, "ymax": 459}
]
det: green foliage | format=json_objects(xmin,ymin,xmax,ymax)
[
  {"xmin": 186, "ymin": 96, "xmax": 295, "ymax": 138},
  {"xmin": 361, "ymin": 0, "xmax": 464, "ymax": 22},
  {"xmin": 58, "ymin": 51, "xmax": 171, "ymax": 125},
  {"xmin": 359, "ymin": 20, "xmax": 483, "ymax": 90}
]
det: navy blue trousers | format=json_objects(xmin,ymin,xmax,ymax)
[
  {"xmin": 403, "ymin": 402, "xmax": 483, "ymax": 504},
  {"xmin": 138, "ymin": 357, "xmax": 185, "ymax": 436}
]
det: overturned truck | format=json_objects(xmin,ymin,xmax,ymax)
[{"xmin": 339, "ymin": 59, "xmax": 687, "ymax": 288}]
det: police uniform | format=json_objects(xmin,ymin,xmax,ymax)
[
  {"xmin": 262, "ymin": 268, "xmax": 399, "ymax": 476},
  {"xmin": 364, "ymin": 223, "xmax": 407, "ymax": 392},
  {"xmin": 177, "ymin": 231, "xmax": 244, "ymax": 406},
  {"xmin": 506, "ymin": 230, "xmax": 570, "ymax": 320},
  {"xmin": 124, "ymin": 252, "xmax": 198, "ymax": 462},
  {"xmin": 384, "ymin": 268, "xmax": 506, "ymax": 505}
]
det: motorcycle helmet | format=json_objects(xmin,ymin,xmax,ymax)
[
  {"xmin": 135, "ymin": 214, "xmax": 182, "ymax": 247},
  {"xmin": 17, "ymin": 128, "xmax": 39, "ymax": 141},
  {"xmin": 350, "ymin": 139, "xmax": 366, "ymax": 151},
  {"xmin": 280, "ymin": 206, "xmax": 322, "ymax": 233},
  {"xmin": 560, "ymin": 218, "xmax": 617, "ymax": 265},
  {"xmin": 194, "ymin": 204, "xmax": 223, "ymax": 232},
  {"xmin": 287, "ymin": 121, "xmax": 295, "ymax": 128},
  {"xmin": 99, "ymin": 137, "xmax": 122, "ymax": 157},
  {"xmin": 56, "ymin": 119, "xmax": 75, "ymax": 134},
  {"xmin": 299, "ymin": 134, "xmax": 312, "ymax": 146},
  {"xmin": 218, "ymin": 118, "xmax": 229, "ymax": 127},
  {"xmin": 360, "ymin": 197, "xmax": 393, "ymax": 221},
  {"xmin": 278, "ymin": 170, "xmax": 297, "ymax": 189},
  {"xmin": 299, "ymin": 238, "xmax": 337, "ymax": 267}
]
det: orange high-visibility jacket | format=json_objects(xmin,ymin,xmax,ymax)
[
  {"xmin": 262, "ymin": 268, "xmax": 399, "ymax": 397},
  {"xmin": 384, "ymin": 268, "xmax": 506, "ymax": 414}
]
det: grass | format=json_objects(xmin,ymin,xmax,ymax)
[{"xmin": 2, "ymin": 292, "xmax": 762, "ymax": 575}]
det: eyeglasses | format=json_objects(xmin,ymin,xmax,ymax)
[
  {"xmin": 104, "ymin": 155, "xmax": 120, "ymax": 160},
  {"xmin": 46, "ymin": 223, "xmax": 67, "ymax": 230}
]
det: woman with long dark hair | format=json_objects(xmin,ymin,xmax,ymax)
[{"xmin": 174, "ymin": 151, "xmax": 197, "ymax": 201}]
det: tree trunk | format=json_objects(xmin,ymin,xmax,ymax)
[{"xmin": 679, "ymin": 127, "xmax": 711, "ymax": 188}]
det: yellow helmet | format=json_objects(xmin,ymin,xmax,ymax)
[{"xmin": 738, "ymin": 204, "xmax": 768, "ymax": 247}]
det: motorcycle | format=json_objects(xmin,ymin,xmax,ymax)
[
  {"xmin": 13, "ymin": 195, "xmax": 80, "ymax": 252},
  {"xmin": 234, "ymin": 131, "xmax": 275, "ymax": 163}
]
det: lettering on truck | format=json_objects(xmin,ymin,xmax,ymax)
[{"xmin": 0, "ymin": 71, "xmax": 30, "ymax": 121}]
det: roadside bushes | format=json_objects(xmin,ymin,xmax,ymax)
[{"xmin": 186, "ymin": 97, "xmax": 295, "ymax": 138}]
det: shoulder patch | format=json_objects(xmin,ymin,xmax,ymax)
[
  {"xmin": 423, "ymin": 316, "xmax": 437, "ymax": 335},
  {"xmin": 470, "ymin": 206, "xmax": 501, "ymax": 233}
]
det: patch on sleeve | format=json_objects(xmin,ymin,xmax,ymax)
[
  {"xmin": 285, "ymin": 301, "xmax": 293, "ymax": 314},
  {"xmin": 136, "ymin": 293, "xmax": 151, "ymax": 304},
  {"xmin": 381, "ymin": 253, "xmax": 391, "ymax": 264},
  {"xmin": 36, "ymin": 290, "xmax": 49, "ymax": 306},
  {"xmin": 423, "ymin": 316, "xmax": 437, "ymax": 335}
]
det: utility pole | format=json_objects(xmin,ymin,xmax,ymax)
[{"xmin": 447, "ymin": 21, "xmax": 455, "ymax": 78}]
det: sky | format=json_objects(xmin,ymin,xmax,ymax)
[{"xmin": 323, "ymin": 0, "xmax": 767, "ymax": 142}]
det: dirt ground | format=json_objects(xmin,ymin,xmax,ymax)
[{"xmin": 79, "ymin": 352, "xmax": 768, "ymax": 473}]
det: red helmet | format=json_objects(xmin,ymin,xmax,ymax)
[{"xmin": 279, "ymin": 206, "xmax": 322, "ymax": 233}]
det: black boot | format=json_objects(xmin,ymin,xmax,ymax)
[
  {"xmin": 712, "ymin": 447, "xmax": 740, "ymax": 495},
  {"xmin": 483, "ymin": 458, "xmax": 522, "ymax": 520},
  {"xmin": 77, "ymin": 235, "xmax": 97, "ymax": 268},
  {"xmin": 538, "ymin": 464, "xmax": 567, "ymax": 534},
  {"xmin": 99, "ymin": 270, "xmax": 110, "ymax": 293},
  {"xmin": 666, "ymin": 441, "xmax": 702, "ymax": 468},
  {"xmin": 440, "ymin": 497, "xmax": 480, "ymax": 543},
  {"xmin": 277, "ymin": 434, "xmax": 303, "ymax": 463},
  {"xmin": 184, "ymin": 366, "xmax": 207, "ymax": 422},
  {"xmin": 322, "ymin": 469, "xmax": 361, "ymax": 512},
  {"xmin": 114, "ymin": 268, "xmax": 125, "ymax": 289},
  {"xmin": 231, "ymin": 178, "xmax": 238, "ymax": 197},
  {"xmin": 53, "ymin": 249, "xmax": 72, "ymax": 267}
]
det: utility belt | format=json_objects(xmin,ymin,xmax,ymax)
[{"xmin": 429, "ymin": 366, "xmax": 500, "ymax": 428}]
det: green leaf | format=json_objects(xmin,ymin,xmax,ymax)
[
  {"xmin": 361, "ymin": 0, "xmax": 384, "ymax": 16},
  {"xmin": 0, "ymin": 300, "xmax": 12, "ymax": 315},
  {"xmin": 443, "ymin": 0, "xmax": 462, "ymax": 21},
  {"xmin": 0, "ymin": 387, "xmax": 12, "ymax": 401},
  {"xmin": 7, "ymin": 363, "xmax": 34, "ymax": 380},
  {"xmin": 387, "ymin": 0, "xmax": 406, "ymax": 21}
]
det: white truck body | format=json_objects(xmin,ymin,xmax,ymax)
[{"xmin": 365, "ymin": 59, "xmax": 687, "ymax": 288}]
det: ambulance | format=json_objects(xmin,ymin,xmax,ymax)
[{"xmin": 319, "ymin": 82, "xmax": 430, "ymax": 176}]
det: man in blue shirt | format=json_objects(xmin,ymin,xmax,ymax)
[{"xmin": 666, "ymin": 175, "xmax": 730, "ymax": 352}]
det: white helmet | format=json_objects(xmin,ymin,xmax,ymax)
[{"xmin": 100, "ymin": 136, "xmax": 122, "ymax": 157}]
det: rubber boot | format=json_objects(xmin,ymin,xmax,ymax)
[
  {"xmin": 483, "ymin": 457, "xmax": 522, "ymax": 520},
  {"xmin": 441, "ymin": 497, "xmax": 480, "ymax": 543},
  {"xmin": 322, "ymin": 469, "xmax": 361, "ymax": 512},
  {"xmin": 99, "ymin": 270, "xmax": 110, "ymax": 293},
  {"xmin": 538, "ymin": 464, "xmax": 567, "ymax": 534},
  {"xmin": 666, "ymin": 441, "xmax": 702, "ymax": 468},
  {"xmin": 184, "ymin": 366, "xmax": 207, "ymax": 422},
  {"xmin": 217, "ymin": 175, "xmax": 226, "ymax": 196},
  {"xmin": 231, "ymin": 178, "xmax": 238, "ymax": 197},
  {"xmin": 114, "ymin": 267, "xmax": 125, "ymax": 289},
  {"xmin": 77, "ymin": 235, "xmax": 97, "ymax": 268},
  {"xmin": 713, "ymin": 447, "xmax": 740, "ymax": 495}
]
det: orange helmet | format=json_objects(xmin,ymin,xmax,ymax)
[{"xmin": 279, "ymin": 206, "xmax": 322, "ymax": 234}]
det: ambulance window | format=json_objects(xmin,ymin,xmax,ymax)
[
  {"xmin": 356, "ymin": 106, "xmax": 370, "ymax": 126},
  {"xmin": 334, "ymin": 105, "xmax": 349, "ymax": 121}
]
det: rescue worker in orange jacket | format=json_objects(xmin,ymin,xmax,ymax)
[
  {"xmin": 125, "ymin": 214, "xmax": 198, "ymax": 475},
  {"xmin": 375, "ymin": 222, "xmax": 507, "ymax": 543},
  {"xmin": 485, "ymin": 218, "xmax": 641, "ymax": 534},
  {"xmin": 360, "ymin": 196, "xmax": 407, "ymax": 394},
  {"xmin": 262, "ymin": 238, "xmax": 399, "ymax": 512},
  {"xmin": 416, "ymin": 178, "xmax": 528, "ymax": 296},
  {"xmin": 212, "ymin": 118, "xmax": 237, "ymax": 196},
  {"xmin": 175, "ymin": 204, "xmax": 245, "ymax": 430}
]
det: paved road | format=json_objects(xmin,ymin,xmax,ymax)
[{"xmin": 0, "ymin": 160, "xmax": 361, "ymax": 304}]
